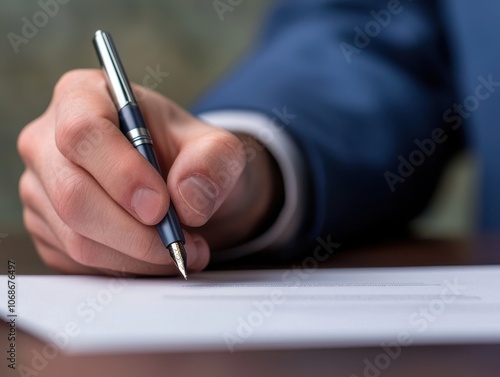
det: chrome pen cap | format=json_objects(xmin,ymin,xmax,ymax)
[{"xmin": 93, "ymin": 30, "xmax": 136, "ymax": 110}]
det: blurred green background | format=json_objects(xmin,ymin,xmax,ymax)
[
  {"xmin": 0, "ymin": 0, "xmax": 474, "ymax": 245},
  {"xmin": 0, "ymin": 0, "xmax": 271, "ymax": 235}
]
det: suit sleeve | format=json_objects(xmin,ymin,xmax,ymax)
[{"xmin": 192, "ymin": 0, "xmax": 463, "ymax": 260}]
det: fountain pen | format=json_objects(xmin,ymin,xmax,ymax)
[{"xmin": 93, "ymin": 30, "xmax": 188, "ymax": 279}]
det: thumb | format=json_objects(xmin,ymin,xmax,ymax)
[{"xmin": 167, "ymin": 127, "xmax": 246, "ymax": 227}]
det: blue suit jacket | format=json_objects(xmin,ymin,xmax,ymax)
[{"xmin": 193, "ymin": 0, "xmax": 499, "ymax": 257}]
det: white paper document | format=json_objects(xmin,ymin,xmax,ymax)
[{"xmin": 1, "ymin": 266, "xmax": 500, "ymax": 354}]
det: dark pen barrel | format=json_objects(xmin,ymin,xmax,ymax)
[
  {"xmin": 156, "ymin": 203, "xmax": 185, "ymax": 247},
  {"xmin": 118, "ymin": 103, "xmax": 186, "ymax": 247},
  {"xmin": 95, "ymin": 30, "xmax": 188, "ymax": 278}
]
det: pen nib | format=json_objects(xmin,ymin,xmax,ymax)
[
  {"xmin": 180, "ymin": 268, "xmax": 188, "ymax": 281},
  {"xmin": 167, "ymin": 242, "xmax": 188, "ymax": 280}
]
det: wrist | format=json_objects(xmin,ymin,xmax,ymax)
[{"xmin": 236, "ymin": 133, "xmax": 284, "ymax": 242}]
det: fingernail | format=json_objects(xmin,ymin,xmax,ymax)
[
  {"xmin": 131, "ymin": 188, "xmax": 162, "ymax": 223},
  {"xmin": 178, "ymin": 175, "xmax": 218, "ymax": 220}
]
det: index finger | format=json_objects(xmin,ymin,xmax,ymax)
[{"xmin": 52, "ymin": 69, "xmax": 170, "ymax": 225}]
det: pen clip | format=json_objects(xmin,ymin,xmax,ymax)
[{"xmin": 93, "ymin": 30, "xmax": 136, "ymax": 110}]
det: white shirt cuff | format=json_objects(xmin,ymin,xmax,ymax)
[{"xmin": 199, "ymin": 110, "xmax": 306, "ymax": 261}]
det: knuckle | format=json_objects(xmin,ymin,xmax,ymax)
[
  {"xmin": 54, "ymin": 70, "xmax": 111, "ymax": 162},
  {"xmin": 19, "ymin": 172, "xmax": 32, "ymax": 206},
  {"xmin": 38, "ymin": 251, "xmax": 62, "ymax": 272},
  {"xmin": 17, "ymin": 124, "xmax": 36, "ymax": 163},
  {"xmin": 65, "ymin": 232, "xmax": 92, "ymax": 266},
  {"xmin": 23, "ymin": 208, "xmax": 38, "ymax": 236},
  {"xmin": 54, "ymin": 69, "xmax": 100, "ymax": 98},
  {"xmin": 53, "ymin": 171, "xmax": 88, "ymax": 228},
  {"xmin": 22, "ymin": 212, "xmax": 62, "ymax": 272},
  {"xmin": 53, "ymin": 70, "xmax": 84, "ymax": 99},
  {"xmin": 34, "ymin": 241, "xmax": 62, "ymax": 272}
]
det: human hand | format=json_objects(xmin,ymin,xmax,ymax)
[{"xmin": 18, "ymin": 70, "xmax": 280, "ymax": 275}]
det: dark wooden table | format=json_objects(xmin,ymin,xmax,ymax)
[{"xmin": 1, "ymin": 232, "xmax": 499, "ymax": 377}]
